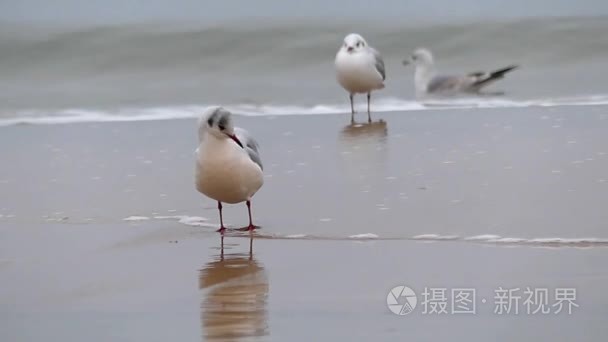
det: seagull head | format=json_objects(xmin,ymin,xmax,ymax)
[
  {"xmin": 403, "ymin": 48, "xmax": 434, "ymax": 67},
  {"xmin": 198, "ymin": 107, "xmax": 242, "ymax": 147},
  {"xmin": 342, "ymin": 33, "xmax": 367, "ymax": 54}
]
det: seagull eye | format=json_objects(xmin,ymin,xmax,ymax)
[
  {"xmin": 356, "ymin": 42, "xmax": 361, "ymax": 47},
  {"xmin": 207, "ymin": 118, "xmax": 213, "ymax": 126},
  {"xmin": 218, "ymin": 124, "xmax": 225, "ymax": 131}
]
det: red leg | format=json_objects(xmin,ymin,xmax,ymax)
[
  {"xmin": 247, "ymin": 200, "xmax": 253, "ymax": 228},
  {"xmin": 367, "ymin": 92, "xmax": 372, "ymax": 123},
  {"xmin": 237, "ymin": 200, "xmax": 259, "ymax": 231},
  {"xmin": 216, "ymin": 201, "xmax": 226, "ymax": 233},
  {"xmin": 350, "ymin": 93, "xmax": 355, "ymax": 124}
]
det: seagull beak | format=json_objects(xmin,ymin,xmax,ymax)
[
  {"xmin": 347, "ymin": 46, "xmax": 354, "ymax": 53},
  {"xmin": 226, "ymin": 133, "xmax": 243, "ymax": 148},
  {"xmin": 402, "ymin": 59, "xmax": 410, "ymax": 66}
]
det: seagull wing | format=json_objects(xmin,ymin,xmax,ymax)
[
  {"xmin": 370, "ymin": 47, "xmax": 386, "ymax": 80},
  {"xmin": 234, "ymin": 127, "xmax": 263, "ymax": 170}
]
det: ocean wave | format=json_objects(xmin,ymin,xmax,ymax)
[
  {"xmin": 349, "ymin": 233, "xmax": 380, "ymax": 239},
  {"xmin": 2, "ymin": 94, "xmax": 608, "ymax": 127},
  {"xmin": 2, "ymin": 16, "xmax": 607, "ymax": 71},
  {"xmin": 1, "ymin": 16, "xmax": 607, "ymax": 111},
  {"xmin": 412, "ymin": 234, "xmax": 459, "ymax": 240}
]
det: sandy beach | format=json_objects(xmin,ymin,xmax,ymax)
[
  {"xmin": 1, "ymin": 106, "xmax": 608, "ymax": 341},
  {"xmin": 2, "ymin": 2, "xmax": 608, "ymax": 339},
  {"xmin": 2, "ymin": 223, "xmax": 607, "ymax": 341}
]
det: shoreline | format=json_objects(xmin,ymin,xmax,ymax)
[{"xmin": 1, "ymin": 95, "xmax": 608, "ymax": 127}]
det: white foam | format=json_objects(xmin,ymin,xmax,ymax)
[
  {"xmin": 528, "ymin": 237, "xmax": 608, "ymax": 244},
  {"xmin": 45, "ymin": 216, "xmax": 68, "ymax": 222},
  {"xmin": 462, "ymin": 235, "xmax": 608, "ymax": 246},
  {"xmin": 285, "ymin": 234, "xmax": 307, "ymax": 238},
  {"xmin": 0, "ymin": 107, "xmax": 198, "ymax": 127},
  {"xmin": 464, "ymin": 234, "xmax": 502, "ymax": 241},
  {"xmin": 487, "ymin": 237, "xmax": 527, "ymax": 244},
  {"xmin": 123, "ymin": 216, "xmax": 150, "ymax": 221},
  {"xmin": 413, "ymin": 234, "xmax": 440, "ymax": 239},
  {"xmin": 3, "ymin": 94, "xmax": 608, "ymax": 127},
  {"xmin": 177, "ymin": 216, "xmax": 205, "ymax": 225},
  {"xmin": 153, "ymin": 215, "xmax": 185, "ymax": 220},
  {"xmin": 153, "ymin": 215, "xmax": 209, "ymax": 226},
  {"xmin": 413, "ymin": 234, "xmax": 459, "ymax": 240},
  {"xmin": 349, "ymin": 233, "xmax": 379, "ymax": 239}
]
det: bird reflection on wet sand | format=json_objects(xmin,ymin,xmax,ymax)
[
  {"xmin": 340, "ymin": 119, "xmax": 388, "ymax": 141},
  {"xmin": 199, "ymin": 236, "xmax": 268, "ymax": 341},
  {"xmin": 339, "ymin": 120, "xmax": 389, "ymax": 179}
]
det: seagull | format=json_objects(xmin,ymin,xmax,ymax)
[
  {"xmin": 403, "ymin": 48, "xmax": 518, "ymax": 97},
  {"xmin": 335, "ymin": 33, "xmax": 386, "ymax": 123},
  {"xmin": 195, "ymin": 107, "xmax": 264, "ymax": 233}
]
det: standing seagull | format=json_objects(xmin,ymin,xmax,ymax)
[
  {"xmin": 335, "ymin": 33, "xmax": 386, "ymax": 123},
  {"xmin": 195, "ymin": 107, "xmax": 264, "ymax": 232},
  {"xmin": 403, "ymin": 48, "xmax": 517, "ymax": 97}
]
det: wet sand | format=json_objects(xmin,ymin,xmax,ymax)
[
  {"xmin": 1, "ymin": 106, "xmax": 608, "ymax": 340},
  {"xmin": 1, "ymin": 106, "xmax": 608, "ymax": 238},
  {"xmin": 1, "ymin": 223, "xmax": 607, "ymax": 341}
]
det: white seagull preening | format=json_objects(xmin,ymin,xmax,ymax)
[
  {"xmin": 335, "ymin": 33, "xmax": 386, "ymax": 123},
  {"xmin": 403, "ymin": 48, "xmax": 518, "ymax": 97},
  {"xmin": 195, "ymin": 107, "xmax": 264, "ymax": 232}
]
